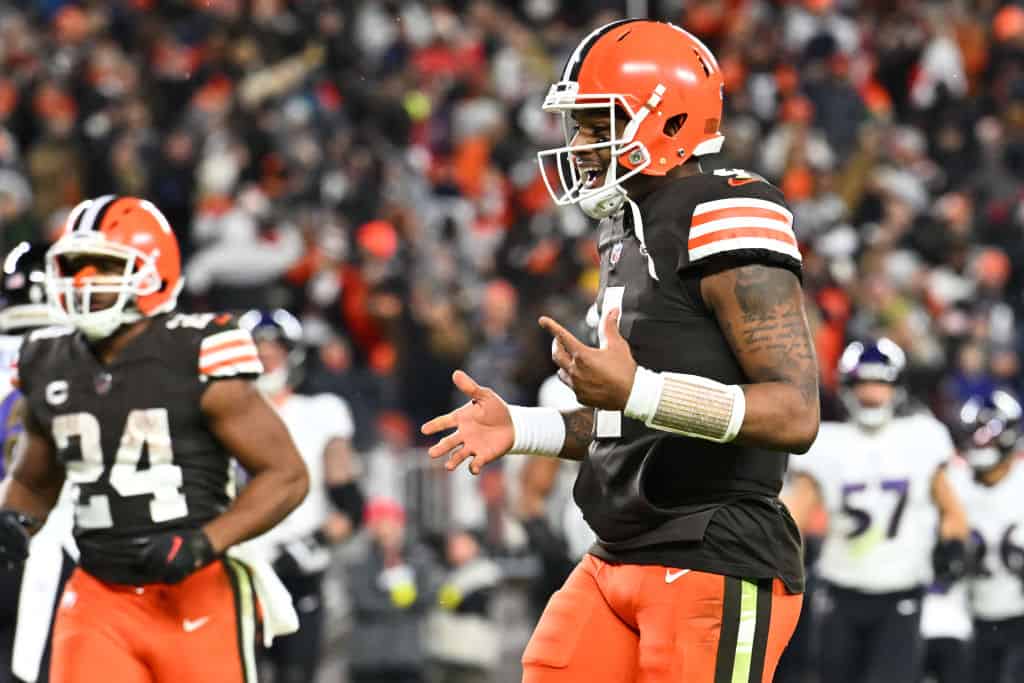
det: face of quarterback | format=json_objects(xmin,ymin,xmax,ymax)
[
  {"xmin": 569, "ymin": 110, "xmax": 620, "ymax": 192},
  {"xmin": 568, "ymin": 108, "xmax": 688, "ymax": 197}
]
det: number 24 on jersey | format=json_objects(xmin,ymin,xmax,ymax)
[{"xmin": 55, "ymin": 409, "xmax": 188, "ymax": 529}]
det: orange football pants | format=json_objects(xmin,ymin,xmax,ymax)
[
  {"xmin": 49, "ymin": 559, "xmax": 259, "ymax": 683},
  {"xmin": 522, "ymin": 554, "xmax": 802, "ymax": 683}
]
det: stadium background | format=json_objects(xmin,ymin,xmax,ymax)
[{"xmin": 2, "ymin": 0, "xmax": 1023, "ymax": 681}]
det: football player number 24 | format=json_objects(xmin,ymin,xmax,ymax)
[{"xmin": 55, "ymin": 409, "xmax": 187, "ymax": 529}]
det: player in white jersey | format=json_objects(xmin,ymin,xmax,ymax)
[
  {"xmin": 239, "ymin": 309, "xmax": 364, "ymax": 683},
  {"xmin": 784, "ymin": 339, "xmax": 968, "ymax": 683},
  {"xmin": 0, "ymin": 242, "xmax": 76, "ymax": 683},
  {"xmin": 949, "ymin": 388, "xmax": 1024, "ymax": 683}
]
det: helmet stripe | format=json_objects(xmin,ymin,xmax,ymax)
[
  {"xmin": 138, "ymin": 200, "xmax": 173, "ymax": 235},
  {"xmin": 65, "ymin": 199, "xmax": 92, "ymax": 234},
  {"xmin": 666, "ymin": 23, "xmax": 721, "ymax": 74},
  {"xmin": 562, "ymin": 19, "xmax": 640, "ymax": 82},
  {"xmin": 74, "ymin": 194, "xmax": 118, "ymax": 233}
]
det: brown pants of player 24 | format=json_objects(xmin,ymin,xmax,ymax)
[
  {"xmin": 522, "ymin": 554, "xmax": 802, "ymax": 683},
  {"xmin": 49, "ymin": 559, "xmax": 259, "ymax": 683}
]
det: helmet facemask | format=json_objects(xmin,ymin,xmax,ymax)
[
  {"xmin": 964, "ymin": 446, "xmax": 1004, "ymax": 473},
  {"xmin": 45, "ymin": 234, "xmax": 164, "ymax": 340},
  {"xmin": 840, "ymin": 383, "xmax": 905, "ymax": 430},
  {"xmin": 536, "ymin": 82, "xmax": 665, "ymax": 219}
]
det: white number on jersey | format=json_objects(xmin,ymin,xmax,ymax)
[
  {"xmin": 713, "ymin": 168, "xmax": 760, "ymax": 181},
  {"xmin": 55, "ymin": 409, "xmax": 188, "ymax": 529},
  {"xmin": 841, "ymin": 478, "xmax": 910, "ymax": 539},
  {"xmin": 595, "ymin": 286, "xmax": 625, "ymax": 438},
  {"xmin": 971, "ymin": 524, "xmax": 1022, "ymax": 578},
  {"xmin": 165, "ymin": 313, "xmax": 217, "ymax": 330}
]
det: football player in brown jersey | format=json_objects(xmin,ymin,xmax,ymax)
[
  {"xmin": 0, "ymin": 195, "xmax": 309, "ymax": 683},
  {"xmin": 423, "ymin": 20, "xmax": 820, "ymax": 683}
]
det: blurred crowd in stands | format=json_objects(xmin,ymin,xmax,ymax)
[{"xmin": 4, "ymin": 0, "xmax": 1024, "ymax": 679}]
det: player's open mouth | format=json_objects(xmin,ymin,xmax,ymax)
[{"xmin": 579, "ymin": 166, "xmax": 606, "ymax": 189}]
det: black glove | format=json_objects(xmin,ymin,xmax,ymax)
[
  {"xmin": 0, "ymin": 510, "xmax": 36, "ymax": 570},
  {"xmin": 137, "ymin": 530, "xmax": 216, "ymax": 584},
  {"xmin": 933, "ymin": 538, "xmax": 968, "ymax": 587},
  {"xmin": 328, "ymin": 481, "xmax": 365, "ymax": 529}
]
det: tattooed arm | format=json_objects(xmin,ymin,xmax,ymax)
[
  {"xmin": 701, "ymin": 264, "xmax": 820, "ymax": 453},
  {"xmin": 559, "ymin": 408, "xmax": 594, "ymax": 461}
]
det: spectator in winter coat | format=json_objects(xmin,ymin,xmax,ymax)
[
  {"xmin": 347, "ymin": 498, "xmax": 438, "ymax": 683},
  {"xmin": 426, "ymin": 530, "xmax": 502, "ymax": 683}
]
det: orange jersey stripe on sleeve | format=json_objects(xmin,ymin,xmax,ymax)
[
  {"xmin": 688, "ymin": 227, "xmax": 799, "ymax": 250},
  {"xmin": 200, "ymin": 354, "xmax": 263, "ymax": 376},
  {"xmin": 200, "ymin": 338, "xmax": 257, "ymax": 358}
]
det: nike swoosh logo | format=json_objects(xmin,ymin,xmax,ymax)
[
  {"xmin": 665, "ymin": 569, "xmax": 690, "ymax": 584},
  {"xmin": 182, "ymin": 617, "xmax": 210, "ymax": 632},
  {"xmin": 727, "ymin": 177, "xmax": 760, "ymax": 187}
]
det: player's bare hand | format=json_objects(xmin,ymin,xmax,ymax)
[
  {"xmin": 539, "ymin": 309, "xmax": 636, "ymax": 411},
  {"xmin": 421, "ymin": 370, "xmax": 514, "ymax": 475}
]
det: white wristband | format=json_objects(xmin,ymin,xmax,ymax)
[
  {"xmin": 508, "ymin": 406, "xmax": 566, "ymax": 457},
  {"xmin": 624, "ymin": 366, "xmax": 664, "ymax": 421},
  {"xmin": 623, "ymin": 366, "xmax": 746, "ymax": 443}
]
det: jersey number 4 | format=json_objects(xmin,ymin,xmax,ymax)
[{"xmin": 54, "ymin": 409, "xmax": 187, "ymax": 530}]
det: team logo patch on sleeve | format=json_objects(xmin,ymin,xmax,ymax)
[
  {"xmin": 198, "ymin": 329, "xmax": 263, "ymax": 379},
  {"xmin": 688, "ymin": 198, "xmax": 800, "ymax": 263}
]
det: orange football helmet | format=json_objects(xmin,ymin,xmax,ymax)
[
  {"xmin": 537, "ymin": 20, "xmax": 725, "ymax": 218},
  {"xmin": 46, "ymin": 195, "xmax": 183, "ymax": 339}
]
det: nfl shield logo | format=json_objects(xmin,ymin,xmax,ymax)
[
  {"xmin": 610, "ymin": 242, "xmax": 623, "ymax": 267},
  {"xmin": 94, "ymin": 372, "xmax": 113, "ymax": 395}
]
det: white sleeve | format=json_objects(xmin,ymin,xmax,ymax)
[
  {"xmin": 943, "ymin": 458, "xmax": 972, "ymax": 497},
  {"xmin": 925, "ymin": 416, "xmax": 956, "ymax": 473},
  {"xmin": 314, "ymin": 394, "xmax": 355, "ymax": 441}
]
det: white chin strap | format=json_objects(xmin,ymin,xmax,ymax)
[
  {"xmin": 579, "ymin": 183, "xmax": 628, "ymax": 219},
  {"xmin": 842, "ymin": 392, "xmax": 893, "ymax": 429},
  {"xmin": 854, "ymin": 405, "xmax": 893, "ymax": 429},
  {"xmin": 76, "ymin": 307, "xmax": 141, "ymax": 341}
]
